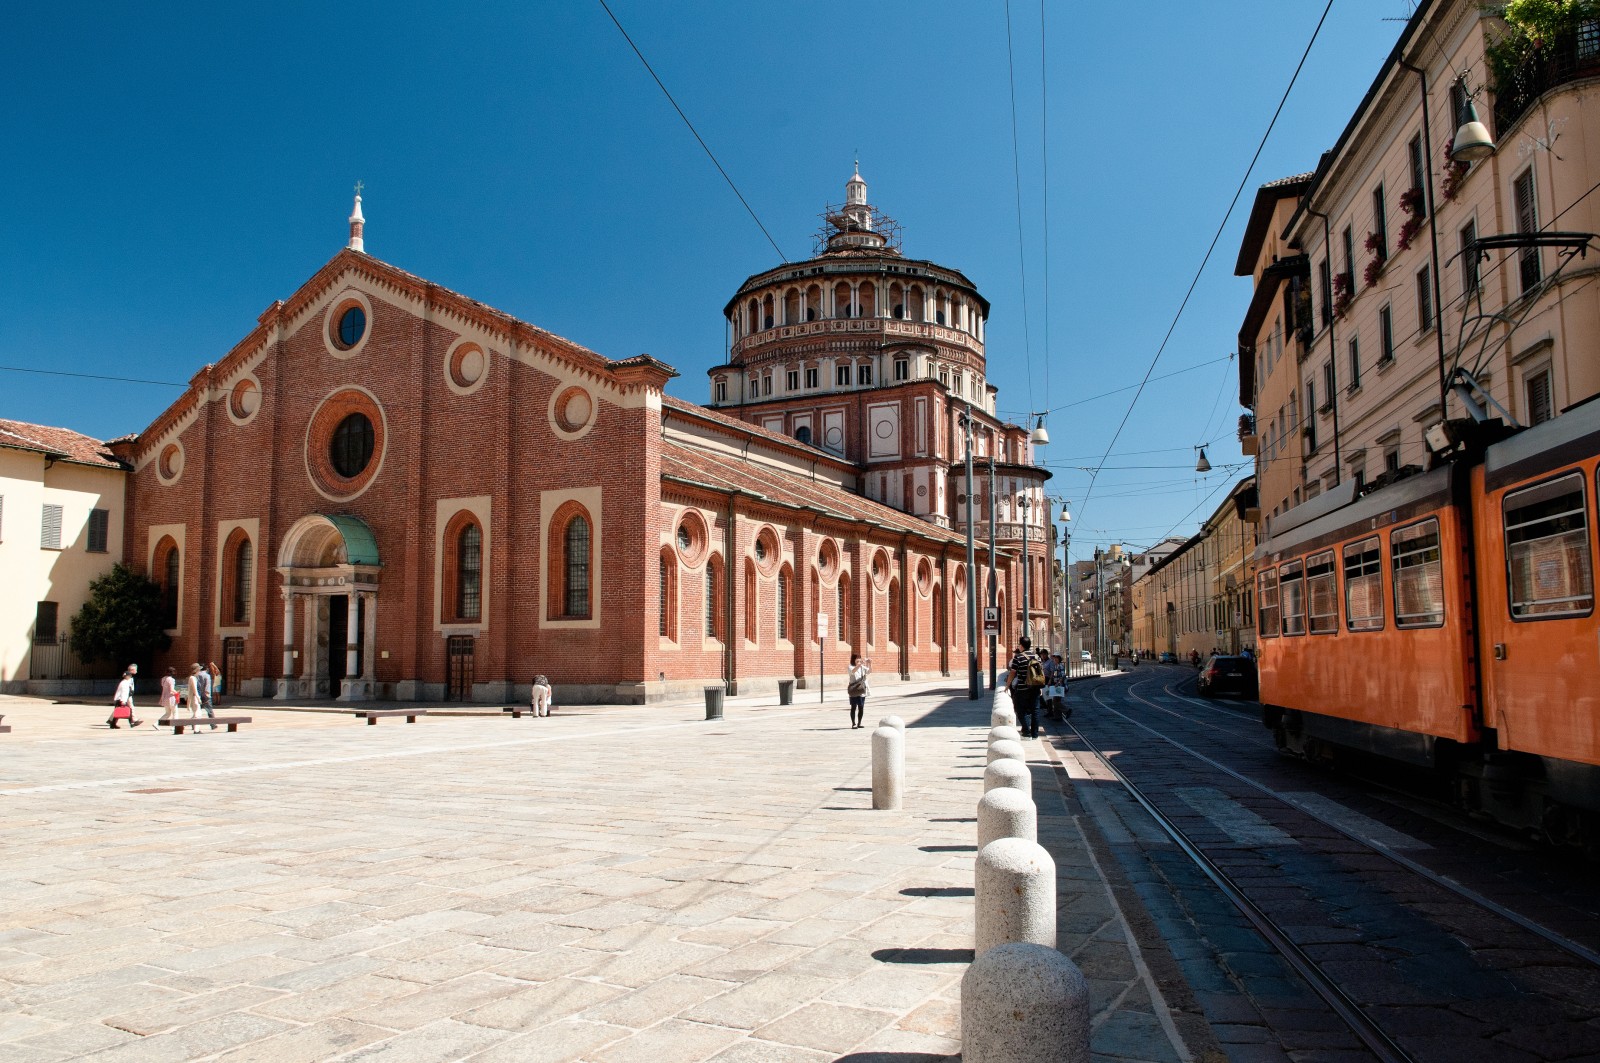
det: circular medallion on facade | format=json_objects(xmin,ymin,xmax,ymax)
[
  {"xmin": 874, "ymin": 420, "xmax": 894, "ymax": 439},
  {"xmin": 817, "ymin": 538, "xmax": 838, "ymax": 579},
  {"xmin": 549, "ymin": 384, "xmax": 597, "ymax": 440},
  {"xmin": 824, "ymin": 426, "xmax": 843, "ymax": 448},
  {"xmin": 915, "ymin": 558, "xmax": 932, "ymax": 595},
  {"xmin": 954, "ymin": 565, "xmax": 968, "ymax": 599},
  {"xmin": 156, "ymin": 441, "xmax": 184, "ymax": 484},
  {"xmin": 305, "ymin": 386, "xmax": 387, "ymax": 502},
  {"xmin": 676, "ymin": 510, "xmax": 709, "ymax": 567},
  {"xmin": 228, "ymin": 376, "xmax": 261, "ymax": 424},
  {"xmin": 916, "ymin": 484, "xmax": 927, "ymax": 498},
  {"xmin": 446, "ymin": 340, "xmax": 488, "ymax": 395},
  {"xmin": 324, "ymin": 291, "xmax": 374, "ymax": 359},
  {"xmin": 870, "ymin": 550, "xmax": 889, "ymax": 590},
  {"xmin": 753, "ymin": 527, "xmax": 780, "ymax": 576}
]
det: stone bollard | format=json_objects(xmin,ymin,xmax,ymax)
[
  {"xmin": 974, "ymin": 837, "xmax": 1056, "ymax": 956},
  {"xmin": 987, "ymin": 739, "xmax": 1026, "ymax": 765},
  {"xmin": 961, "ymin": 941, "xmax": 1090, "ymax": 1063},
  {"xmin": 879, "ymin": 715, "xmax": 905, "ymax": 732},
  {"xmin": 983, "ymin": 758, "xmax": 1030, "ymax": 794},
  {"xmin": 991, "ymin": 705, "xmax": 1017, "ymax": 728},
  {"xmin": 871, "ymin": 725, "xmax": 904, "ymax": 810},
  {"xmin": 977, "ymin": 786, "xmax": 1037, "ymax": 848},
  {"xmin": 988, "ymin": 725, "xmax": 1021, "ymax": 744}
]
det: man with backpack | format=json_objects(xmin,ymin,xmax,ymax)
[{"xmin": 1002, "ymin": 636, "xmax": 1047, "ymax": 739}]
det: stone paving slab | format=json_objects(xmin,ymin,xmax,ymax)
[{"xmin": 0, "ymin": 685, "xmax": 1193, "ymax": 1061}]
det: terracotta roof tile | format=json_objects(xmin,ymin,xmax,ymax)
[
  {"xmin": 0, "ymin": 419, "xmax": 125, "ymax": 469},
  {"xmin": 661, "ymin": 439, "xmax": 967, "ymax": 549}
]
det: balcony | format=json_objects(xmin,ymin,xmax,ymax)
[{"xmin": 1493, "ymin": 27, "xmax": 1600, "ymax": 136}]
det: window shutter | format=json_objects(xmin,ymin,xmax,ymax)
[
  {"xmin": 87, "ymin": 508, "xmax": 109, "ymax": 553},
  {"xmin": 41, "ymin": 504, "xmax": 63, "ymax": 549}
]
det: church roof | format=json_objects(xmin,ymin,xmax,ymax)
[
  {"xmin": 660, "ymin": 439, "xmax": 968, "ymax": 549},
  {"xmin": 0, "ymin": 418, "xmax": 126, "ymax": 470}
]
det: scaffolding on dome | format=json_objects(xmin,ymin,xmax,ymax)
[{"xmin": 814, "ymin": 202, "xmax": 903, "ymax": 256}]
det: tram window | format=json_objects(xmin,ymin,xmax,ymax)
[
  {"xmin": 1505, "ymin": 472, "xmax": 1594, "ymax": 620},
  {"xmin": 1256, "ymin": 569, "xmax": 1279, "ymax": 638},
  {"xmin": 1279, "ymin": 560, "xmax": 1306, "ymax": 636},
  {"xmin": 1392, "ymin": 518, "xmax": 1445, "ymax": 628},
  {"xmin": 1343, "ymin": 536, "xmax": 1384, "ymax": 631},
  {"xmin": 1306, "ymin": 552, "xmax": 1337, "ymax": 633}
]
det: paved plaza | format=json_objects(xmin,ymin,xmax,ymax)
[{"xmin": 0, "ymin": 683, "xmax": 1190, "ymax": 1062}]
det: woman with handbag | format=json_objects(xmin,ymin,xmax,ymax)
[
  {"xmin": 846, "ymin": 654, "xmax": 872, "ymax": 730},
  {"xmin": 108, "ymin": 667, "xmax": 141, "ymax": 729}
]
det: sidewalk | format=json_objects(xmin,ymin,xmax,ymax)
[{"xmin": 0, "ymin": 680, "xmax": 1194, "ymax": 1062}]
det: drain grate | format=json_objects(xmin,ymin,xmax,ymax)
[{"xmin": 127, "ymin": 787, "xmax": 189, "ymax": 794}]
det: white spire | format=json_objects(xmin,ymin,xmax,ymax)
[
  {"xmin": 348, "ymin": 182, "xmax": 365, "ymax": 253},
  {"xmin": 845, "ymin": 160, "xmax": 867, "ymax": 207}
]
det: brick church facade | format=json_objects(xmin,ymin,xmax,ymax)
[{"xmin": 114, "ymin": 172, "xmax": 1051, "ymax": 703}]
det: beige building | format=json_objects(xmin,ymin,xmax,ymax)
[
  {"xmin": 0, "ymin": 420, "xmax": 128, "ymax": 693},
  {"xmin": 1132, "ymin": 479, "xmax": 1257, "ymax": 660},
  {"xmin": 1242, "ymin": 0, "xmax": 1600, "ymax": 517}
]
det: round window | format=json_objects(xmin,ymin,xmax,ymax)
[
  {"xmin": 337, "ymin": 306, "xmax": 366, "ymax": 348},
  {"xmin": 677, "ymin": 525, "xmax": 692, "ymax": 552},
  {"xmin": 330, "ymin": 413, "xmax": 375, "ymax": 478},
  {"xmin": 754, "ymin": 538, "xmax": 768, "ymax": 562}
]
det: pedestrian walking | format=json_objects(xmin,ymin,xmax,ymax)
[
  {"xmin": 185, "ymin": 665, "xmax": 204, "ymax": 732},
  {"xmin": 195, "ymin": 662, "xmax": 217, "ymax": 728},
  {"xmin": 531, "ymin": 675, "xmax": 553, "ymax": 717},
  {"xmin": 207, "ymin": 661, "xmax": 223, "ymax": 702},
  {"xmin": 108, "ymin": 666, "xmax": 141, "ymax": 729},
  {"xmin": 158, "ymin": 667, "xmax": 179, "ymax": 719},
  {"xmin": 1044, "ymin": 653, "xmax": 1068, "ymax": 720},
  {"xmin": 846, "ymin": 654, "xmax": 872, "ymax": 729},
  {"xmin": 1002, "ymin": 636, "xmax": 1045, "ymax": 739}
]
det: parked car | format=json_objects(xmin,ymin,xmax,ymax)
[
  {"xmin": 1080, "ymin": 651, "xmax": 1091, "ymax": 661},
  {"xmin": 1197, "ymin": 654, "xmax": 1258, "ymax": 699},
  {"xmin": 1158, "ymin": 651, "xmax": 1177, "ymax": 663}
]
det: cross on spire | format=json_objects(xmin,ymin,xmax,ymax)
[{"xmin": 354, "ymin": 180, "xmax": 364, "ymax": 196}]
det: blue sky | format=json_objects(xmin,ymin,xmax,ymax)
[{"xmin": 0, "ymin": 1, "xmax": 1406, "ymax": 561}]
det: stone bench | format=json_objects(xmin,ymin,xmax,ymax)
[
  {"xmin": 0, "ymin": 714, "xmax": 9, "ymax": 734},
  {"xmin": 161, "ymin": 716, "xmax": 251, "ymax": 734},
  {"xmin": 359, "ymin": 709, "xmax": 426, "ymax": 725}
]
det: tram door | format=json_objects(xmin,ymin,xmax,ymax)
[{"xmin": 447, "ymin": 635, "xmax": 475, "ymax": 701}]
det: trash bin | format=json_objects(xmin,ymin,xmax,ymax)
[
  {"xmin": 704, "ymin": 686, "xmax": 724, "ymax": 720},
  {"xmin": 777, "ymin": 679, "xmax": 795, "ymax": 705}
]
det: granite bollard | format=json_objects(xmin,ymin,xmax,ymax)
[
  {"xmin": 987, "ymin": 739, "xmax": 1026, "ymax": 765},
  {"xmin": 977, "ymin": 786, "xmax": 1037, "ymax": 848},
  {"xmin": 879, "ymin": 715, "xmax": 905, "ymax": 732},
  {"xmin": 871, "ymin": 725, "xmax": 904, "ymax": 810},
  {"xmin": 974, "ymin": 836, "xmax": 1056, "ymax": 955},
  {"xmin": 961, "ymin": 941, "xmax": 1090, "ymax": 1063},
  {"xmin": 988, "ymin": 725, "xmax": 1021, "ymax": 744},
  {"xmin": 982, "ymin": 758, "xmax": 1030, "ymax": 794}
]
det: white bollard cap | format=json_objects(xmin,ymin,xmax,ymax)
[
  {"xmin": 983, "ymin": 758, "xmax": 1030, "ymax": 794},
  {"xmin": 988, "ymin": 725, "xmax": 1022, "ymax": 744},
  {"xmin": 977, "ymin": 786, "xmax": 1037, "ymax": 847},
  {"xmin": 987, "ymin": 739, "xmax": 1026, "ymax": 764},
  {"xmin": 879, "ymin": 715, "xmax": 905, "ymax": 731},
  {"xmin": 991, "ymin": 707, "xmax": 1017, "ymax": 728}
]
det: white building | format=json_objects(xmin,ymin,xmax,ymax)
[{"xmin": 0, "ymin": 420, "xmax": 128, "ymax": 693}]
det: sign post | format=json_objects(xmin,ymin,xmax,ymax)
[{"xmin": 816, "ymin": 613, "xmax": 829, "ymax": 703}]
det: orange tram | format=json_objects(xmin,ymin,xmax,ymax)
[{"xmin": 1255, "ymin": 397, "xmax": 1600, "ymax": 851}]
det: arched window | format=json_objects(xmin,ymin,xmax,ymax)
[
  {"xmin": 232, "ymin": 536, "xmax": 252, "ymax": 625},
  {"xmin": 858, "ymin": 283, "xmax": 877, "ymax": 318},
  {"xmin": 457, "ymin": 523, "xmax": 482, "ymax": 621},
  {"xmin": 659, "ymin": 548, "xmax": 678, "ymax": 640},
  {"xmin": 564, "ymin": 517, "xmax": 590, "ymax": 618},
  {"xmin": 706, "ymin": 554, "xmax": 724, "ymax": 641},
  {"xmin": 154, "ymin": 536, "xmax": 180, "ymax": 629},
  {"xmin": 777, "ymin": 567, "xmax": 791, "ymax": 640},
  {"xmin": 795, "ymin": 425, "xmax": 812, "ymax": 446},
  {"xmin": 744, "ymin": 559, "xmax": 758, "ymax": 644},
  {"xmin": 834, "ymin": 281, "xmax": 852, "ymax": 318}
]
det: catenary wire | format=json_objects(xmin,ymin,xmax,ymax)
[
  {"xmin": 596, "ymin": 0, "xmax": 786, "ymax": 262},
  {"xmin": 1073, "ymin": 0, "xmax": 1336, "ymax": 528}
]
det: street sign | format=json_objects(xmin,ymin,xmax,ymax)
[
  {"xmin": 982, "ymin": 606, "xmax": 999, "ymax": 635},
  {"xmin": 817, "ymin": 613, "xmax": 829, "ymax": 638}
]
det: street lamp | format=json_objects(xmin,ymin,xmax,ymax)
[
  {"xmin": 1055, "ymin": 500, "xmax": 1071, "ymax": 669},
  {"xmin": 957, "ymin": 404, "xmax": 980, "ymax": 700}
]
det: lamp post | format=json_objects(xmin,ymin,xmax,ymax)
[
  {"xmin": 1017, "ymin": 493, "xmax": 1031, "ymax": 644},
  {"xmin": 959, "ymin": 404, "xmax": 979, "ymax": 700},
  {"xmin": 1054, "ymin": 500, "xmax": 1071, "ymax": 672},
  {"xmin": 987, "ymin": 453, "xmax": 998, "ymax": 690},
  {"xmin": 1094, "ymin": 546, "xmax": 1106, "ymax": 669}
]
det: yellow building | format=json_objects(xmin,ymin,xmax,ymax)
[
  {"xmin": 0, "ymin": 420, "xmax": 128, "ymax": 693},
  {"xmin": 1132, "ymin": 479, "xmax": 1257, "ymax": 660}
]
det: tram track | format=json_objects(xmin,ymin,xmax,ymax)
[{"xmin": 1048, "ymin": 671, "xmax": 1600, "ymax": 1062}]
